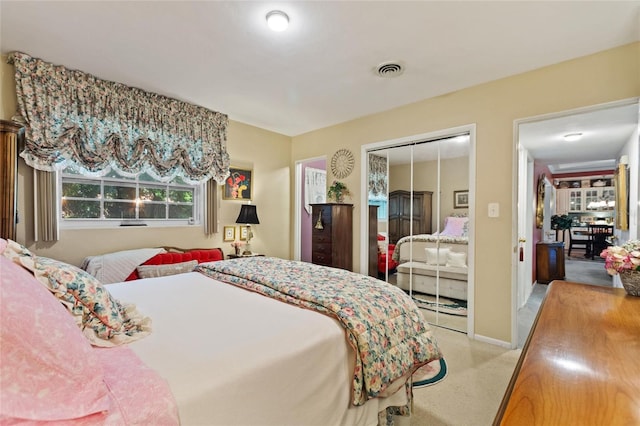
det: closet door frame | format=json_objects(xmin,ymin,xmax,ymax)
[{"xmin": 360, "ymin": 124, "xmax": 476, "ymax": 338}]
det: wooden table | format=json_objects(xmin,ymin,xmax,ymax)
[{"xmin": 494, "ymin": 281, "xmax": 640, "ymax": 425}]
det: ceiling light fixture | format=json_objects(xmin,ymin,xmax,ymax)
[
  {"xmin": 266, "ymin": 10, "xmax": 289, "ymax": 32},
  {"xmin": 563, "ymin": 132, "xmax": 583, "ymax": 142}
]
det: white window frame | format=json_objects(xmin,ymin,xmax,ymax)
[{"xmin": 59, "ymin": 170, "xmax": 203, "ymax": 229}]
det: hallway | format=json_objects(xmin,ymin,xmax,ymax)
[{"xmin": 517, "ymin": 256, "xmax": 613, "ymax": 347}]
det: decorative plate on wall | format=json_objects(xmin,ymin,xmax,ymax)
[{"xmin": 331, "ymin": 149, "xmax": 355, "ymax": 179}]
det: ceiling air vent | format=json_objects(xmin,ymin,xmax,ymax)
[{"xmin": 375, "ymin": 61, "xmax": 404, "ymax": 78}]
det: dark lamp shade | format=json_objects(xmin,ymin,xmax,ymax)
[{"xmin": 236, "ymin": 204, "xmax": 260, "ymax": 224}]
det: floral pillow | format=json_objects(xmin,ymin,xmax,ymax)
[
  {"xmin": 32, "ymin": 256, "xmax": 152, "ymax": 347},
  {"xmin": 1, "ymin": 238, "xmax": 36, "ymax": 268},
  {"xmin": 1, "ymin": 239, "xmax": 151, "ymax": 347}
]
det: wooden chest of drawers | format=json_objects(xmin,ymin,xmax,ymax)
[{"xmin": 310, "ymin": 203, "xmax": 353, "ymax": 271}]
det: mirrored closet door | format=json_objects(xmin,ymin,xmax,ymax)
[{"xmin": 368, "ymin": 134, "xmax": 470, "ymax": 332}]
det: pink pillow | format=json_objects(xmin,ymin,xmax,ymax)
[
  {"xmin": 440, "ymin": 216, "xmax": 469, "ymax": 237},
  {"xmin": 0, "ymin": 256, "xmax": 111, "ymax": 421}
]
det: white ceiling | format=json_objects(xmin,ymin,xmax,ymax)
[
  {"xmin": 1, "ymin": 1, "xmax": 639, "ymax": 172},
  {"xmin": 519, "ymin": 102, "xmax": 639, "ymax": 174}
]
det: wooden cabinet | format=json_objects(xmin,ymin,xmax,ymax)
[
  {"xmin": 310, "ymin": 203, "xmax": 353, "ymax": 271},
  {"xmin": 494, "ymin": 281, "xmax": 640, "ymax": 425},
  {"xmin": 556, "ymin": 187, "xmax": 615, "ymax": 214},
  {"xmin": 388, "ymin": 190, "xmax": 432, "ymax": 244},
  {"xmin": 535, "ymin": 242, "xmax": 565, "ymax": 284},
  {"xmin": 368, "ymin": 205, "xmax": 378, "ymax": 277},
  {"xmin": 0, "ymin": 120, "xmax": 23, "ymax": 241}
]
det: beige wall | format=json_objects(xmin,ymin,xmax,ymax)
[
  {"xmin": 390, "ymin": 156, "xmax": 470, "ymax": 230},
  {"xmin": 2, "ymin": 44, "xmax": 639, "ymax": 343},
  {"xmin": 1, "ymin": 56, "xmax": 292, "ymax": 266},
  {"xmin": 292, "ymin": 42, "xmax": 640, "ymax": 343}
]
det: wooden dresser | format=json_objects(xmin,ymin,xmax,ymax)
[
  {"xmin": 310, "ymin": 203, "xmax": 353, "ymax": 271},
  {"xmin": 494, "ymin": 281, "xmax": 640, "ymax": 425}
]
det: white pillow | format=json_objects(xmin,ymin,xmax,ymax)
[
  {"xmin": 425, "ymin": 248, "xmax": 450, "ymax": 265},
  {"xmin": 446, "ymin": 251, "xmax": 467, "ymax": 268},
  {"xmin": 377, "ymin": 241, "xmax": 387, "ymax": 254}
]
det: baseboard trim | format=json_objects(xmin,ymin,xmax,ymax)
[{"xmin": 474, "ymin": 333, "xmax": 512, "ymax": 348}]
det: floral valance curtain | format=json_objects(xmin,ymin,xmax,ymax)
[
  {"xmin": 368, "ymin": 154, "xmax": 387, "ymax": 196},
  {"xmin": 9, "ymin": 52, "xmax": 230, "ymax": 184}
]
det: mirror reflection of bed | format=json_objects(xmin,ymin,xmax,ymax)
[{"xmin": 368, "ymin": 133, "xmax": 471, "ymax": 333}]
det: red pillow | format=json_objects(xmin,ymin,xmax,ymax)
[{"xmin": 125, "ymin": 248, "xmax": 223, "ymax": 281}]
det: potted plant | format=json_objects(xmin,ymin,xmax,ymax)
[
  {"xmin": 327, "ymin": 180, "xmax": 351, "ymax": 203},
  {"xmin": 551, "ymin": 214, "xmax": 572, "ymax": 241},
  {"xmin": 600, "ymin": 239, "xmax": 640, "ymax": 296}
]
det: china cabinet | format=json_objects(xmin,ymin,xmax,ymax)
[{"xmin": 556, "ymin": 187, "xmax": 615, "ymax": 214}]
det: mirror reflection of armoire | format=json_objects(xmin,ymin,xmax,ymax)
[{"xmin": 388, "ymin": 190, "xmax": 432, "ymax": 244}]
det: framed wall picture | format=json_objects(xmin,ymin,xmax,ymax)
[
  {"xmin": 223, "ymin": 226, "xmax": 236, "ymax": 242},
  {"xmin": 223, "ymin": 167, "xmax": 253, "ymax": 201},
  {"xmin": 453, "ymin": 190, "xmax": 469, "ymax": 209},
  {"xmin": 239, "ymin": 225, "xmax": 249, "ymax": 241},
  {"xmin": 535, "ymin": 175, "xmax": 545, "ymax": 228}
]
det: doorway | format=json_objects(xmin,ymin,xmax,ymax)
[
  {"xmin": 513, "ymin": 98, "xmax": 640, "ymax": 348},
  {"xmin": 294, "ymin": 157, "xmax": 326, "ymax": 262},
  {"xmin": 360, "ymin": 124, "xmax": 476, "ymax": 335}
]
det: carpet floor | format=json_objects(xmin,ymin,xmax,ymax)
[
  {"xmin": 411, "ymin": 326, "xmax": 521, "ymax": 426},
  {"xmin": 563, "ymin": 255, "xmax": 613, "ymax": 286}
]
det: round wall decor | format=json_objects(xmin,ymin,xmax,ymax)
[{"xmin": 331, "ymin": 148, "xmax": 355, "ymax": 179}]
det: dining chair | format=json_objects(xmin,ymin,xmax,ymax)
[
  {"xmin": 568, "ymin": 227, "xmax": 591, "ymax": 258},
  {"xmin": 588, "ymin": 224, "xmax": 614, "ymax": 260}
]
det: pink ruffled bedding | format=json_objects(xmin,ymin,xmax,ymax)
[
  {"xmin": 2, "ymin": 347, "xmax": 179, "ymax": 426},
  {"xmin": 0, "ymin": 239, "xmax": 178, "ymax": 425}
]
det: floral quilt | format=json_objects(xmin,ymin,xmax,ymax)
[{"xmin": 197, "ymin": 257, "xmax": 442, "ymax": 406}]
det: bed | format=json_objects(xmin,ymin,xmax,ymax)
[
  {"xmin": 1, "ymin": 239, "xmax": 442, "ymax": 426},
  {"xmin": 392, "ymin": 216, "xmax": 469, "ymax": 301}
]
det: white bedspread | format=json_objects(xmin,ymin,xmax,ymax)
[{"xmin": 107, "ymin": 272, "xmax": 407, "ymax": 426}]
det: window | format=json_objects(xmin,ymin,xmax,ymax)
[
  {"xmin": 60, "ymin": 168, "xmax": 201, "ymax": 227},
  {"xmin": 369, "ymin": 193, "xmax": 388, "ymax": 221}
]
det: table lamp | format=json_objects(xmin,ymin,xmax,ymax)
[{"xmin": 236, "ymin": 204, "xmax": 260, "ymax": 254}]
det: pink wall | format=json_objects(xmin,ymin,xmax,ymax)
[{"xmin": 300, "ymin": 159, "xmax": 326, "ymax": 262}]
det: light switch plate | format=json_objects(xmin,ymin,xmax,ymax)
[{"xmin": 488, "ymin": 203, "xmax": 499, "ymax": 218}]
